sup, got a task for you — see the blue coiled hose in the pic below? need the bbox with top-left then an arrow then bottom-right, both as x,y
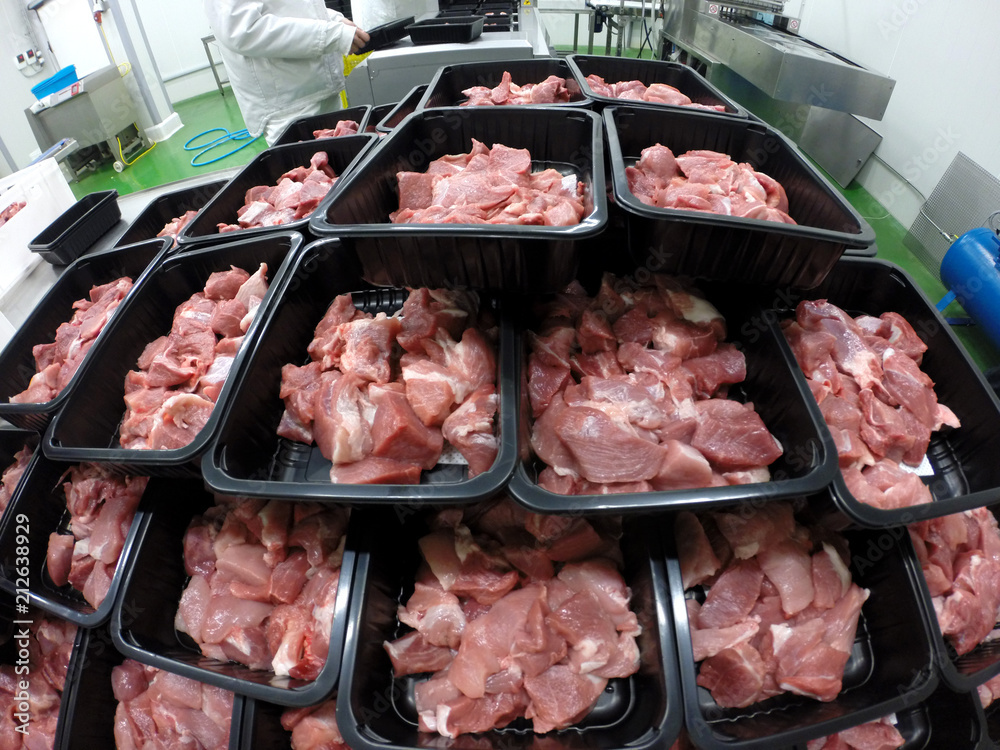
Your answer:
184,128 -> 258,166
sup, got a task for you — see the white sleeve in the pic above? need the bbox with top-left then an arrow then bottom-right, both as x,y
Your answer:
208,0 -> 355,59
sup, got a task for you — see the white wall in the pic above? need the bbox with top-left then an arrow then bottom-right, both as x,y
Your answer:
799,0 -> 1000,228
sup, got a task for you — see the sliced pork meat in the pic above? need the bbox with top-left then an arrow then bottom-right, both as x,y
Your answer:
0,445 -> 33,516
175,497 -> 348,679
11,277 -> 133,404
461,71 -> 572,106
784,301 -> 959,511
277,288 -> 500,484
119,264 -> 267,450
282,698 -> 348,749
157,209 -> 200,247
112,658 -> 233,750
807,717 -> 905,749
43,463 -> 148,608
384,498 -> 639,737
526,273 -> 781,494
313,118 -> 360,139
585,74 -> 726,111
679,505 -> 868,708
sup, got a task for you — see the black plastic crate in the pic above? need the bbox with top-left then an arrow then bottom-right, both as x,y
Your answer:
176,137 -> 376,247
271,105 -> 373,147
202,238 -> 517,504
604,106 -> 875,289
310,107 -> 607,293
506,262 -> 839,514
775,258 -> 1000,528
375,84 -> 427,132
0,239 -> 169,432
0,453 -> 148,627
567,54 -> 747,117
113,179 -> 228,248
111,478 -> 355,706
417,59 -> 588,109
665,513 -> 938,749
29,189 -> 121,265
42,232 -> 303,477
57,623 -> 244,750
406,15 -> 484,45
337,508 -> 683,750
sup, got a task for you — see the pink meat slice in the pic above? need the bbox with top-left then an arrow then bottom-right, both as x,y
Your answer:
696,642 -> 767,708
441,384 -> 499,477
697,558 -> 764,628
523,665 -> 607,734
369,382 -> 443,469
397,581 -> 467,648
691,399 -> 783,471
329,457 -> 423,484
676,511 -> 722,588
337,313 -> 402,384
204,267 -> 250,301
312,371 -> 373,464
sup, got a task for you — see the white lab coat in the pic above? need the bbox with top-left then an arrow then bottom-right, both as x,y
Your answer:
352,0 -> 438,32
205,0 -> 357,144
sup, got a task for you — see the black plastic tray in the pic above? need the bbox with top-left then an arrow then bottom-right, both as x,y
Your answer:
406,15 -> 484,45
238,697 -> 307,748
310,107 -> 607,293
56,623 -> 244,750
777,258 -> 1000,528
111,478 -> 355,706
271,105 -> 373,147
337,507 -> 683,750
506,263 -> 839,514
567,54 -> 747,117
29,189 -> 122,265
176,136 -> 376,247
0,239 -> 169,432
417,59 -> 588,109
202,238 -> 517,504
366,103 -> 395,133
375,84 -> 427,132
113,181 -> 228,249
604,106 -> 875,289
0,428 -> 39,519
355,16 -> 413,54
0,453 -> 148,627
42,232 -> 303,477
665,511 -> 938,749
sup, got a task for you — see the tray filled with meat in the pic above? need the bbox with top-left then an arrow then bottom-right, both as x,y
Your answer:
238,695 -> 347,749
271,104 -> 373,147
0,428 -> 38,521
775,258 -> 1000,527
337,497 -> 683,750
375,84 -> 428,133
566,54 -> 747,116
416,59 -> 588,109
507,266 -> 838,514
310,107 -> 607,293
56,621 -> 244,750
176,137 -> 377,247
0,601 -> 81,748
0,238 -> 169,432
667,501 -> 938,749
0,452 -> 149,627
604,106 -> 875,289
113,179 -> 229,250
202,238 -> 517,504
42,232 -> 302,476
111,477 -> 356,706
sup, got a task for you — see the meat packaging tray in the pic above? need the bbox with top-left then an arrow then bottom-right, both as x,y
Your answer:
237,697 -> 310,748
0,427 -> 39,513
336,507 -> 683,750
774,258 -> 1000,528
375,84 -> 427,133
56,622 -> 245,750
113,180 -> 228,249
110,477 -> 356,706
664,511 -> 938,749
309,107 -> 607,293
42,232 -> 303,477
566,54 -> 748,117
271,104 -> 373,147
176,136 -> 377,248
366,103 -> 395,133
29,189 -> 122,266
506,259 -> 839,514
416,58 -> 589,109
406,15 -> 484,45
604,106 -> 875,289
0,238 -> 170,432
202,238 -> 518,504
0,452 -> 149,627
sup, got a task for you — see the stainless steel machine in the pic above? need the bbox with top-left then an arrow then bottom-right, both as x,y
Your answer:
660,0 -> 895,186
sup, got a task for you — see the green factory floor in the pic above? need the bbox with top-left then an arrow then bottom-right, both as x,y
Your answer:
69,82 -> 1000,373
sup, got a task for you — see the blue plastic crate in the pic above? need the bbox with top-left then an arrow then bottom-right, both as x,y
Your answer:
31,65 -> 77,100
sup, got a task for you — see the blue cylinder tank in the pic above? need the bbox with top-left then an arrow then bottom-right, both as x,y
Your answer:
940,227 -> 1000,349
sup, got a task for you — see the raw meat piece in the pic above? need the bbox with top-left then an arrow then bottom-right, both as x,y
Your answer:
676,511 -> 721,588
313,118 -> 359,139
11,277 -> 133,404
696,642 -> 767,708
0,445 -> 33,515
807,717 -> 905,750
0,200 -> 26,227
979,673 -> 1000,708
697,558 -> 764,628
461,71 -> 572,107
441,384 -> 499,477
585,74 -> 726,111
157,209 -> 199,246
282,699 -> 348,749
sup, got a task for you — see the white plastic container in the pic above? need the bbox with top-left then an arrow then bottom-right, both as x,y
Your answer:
0,158 -> 76,301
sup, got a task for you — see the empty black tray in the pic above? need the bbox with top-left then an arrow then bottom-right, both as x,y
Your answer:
406,15 -> 484,45
29,189 -> 121,265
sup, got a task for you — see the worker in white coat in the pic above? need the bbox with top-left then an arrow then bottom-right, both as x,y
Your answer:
352,0 -> 439,32
205,0 -> 370,146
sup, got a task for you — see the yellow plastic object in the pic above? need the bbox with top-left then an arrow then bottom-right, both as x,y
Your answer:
340,52 -> 372,107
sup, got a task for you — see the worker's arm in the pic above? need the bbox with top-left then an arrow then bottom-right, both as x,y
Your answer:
207,0 -> 359,59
